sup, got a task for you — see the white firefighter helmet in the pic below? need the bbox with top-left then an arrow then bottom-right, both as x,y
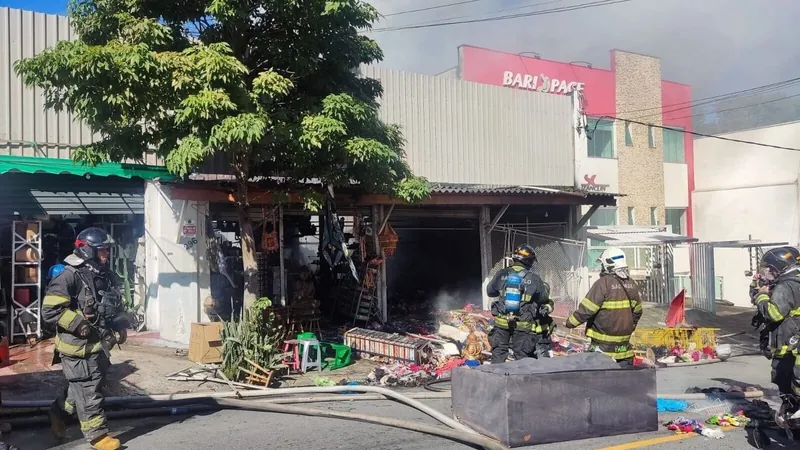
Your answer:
599,247 -> 627,271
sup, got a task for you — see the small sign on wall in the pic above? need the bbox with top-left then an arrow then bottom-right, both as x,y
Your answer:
182,220 -> 198,239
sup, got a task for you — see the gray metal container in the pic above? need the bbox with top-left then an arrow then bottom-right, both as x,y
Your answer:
451,353 -> 658,447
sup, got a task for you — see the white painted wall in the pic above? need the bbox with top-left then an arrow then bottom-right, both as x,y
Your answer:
693,120 -> 800,307
144,181 -> 212,345
664,163 -> 688,208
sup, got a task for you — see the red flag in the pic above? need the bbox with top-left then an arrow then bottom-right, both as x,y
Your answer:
665,289 -> 686,328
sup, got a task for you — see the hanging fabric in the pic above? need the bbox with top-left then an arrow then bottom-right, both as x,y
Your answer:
260,207 -> 279,252
378,224 -> 399,257
320,185 -> 358,282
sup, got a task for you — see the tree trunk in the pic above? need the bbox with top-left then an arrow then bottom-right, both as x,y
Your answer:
236,177 -> 258,312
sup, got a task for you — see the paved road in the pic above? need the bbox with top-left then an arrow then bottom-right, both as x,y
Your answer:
4,356 -> 793,450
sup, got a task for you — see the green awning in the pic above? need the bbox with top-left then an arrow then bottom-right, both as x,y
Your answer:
0,155 -> 177,181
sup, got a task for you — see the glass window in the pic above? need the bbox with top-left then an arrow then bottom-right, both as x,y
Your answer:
665,208 -> 687,235
588,207 -> 617,269
587,117 -> 614,158
650,207 -> 657,225
625,121 -> 633,146
627,207 -> 634,225
663,127 -> 685,163
648,126 -> 656,148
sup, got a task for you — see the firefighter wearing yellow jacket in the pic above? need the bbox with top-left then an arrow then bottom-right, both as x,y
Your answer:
751,246 -> 800,425
565,247 -> 642,366
43,227 -> 128,450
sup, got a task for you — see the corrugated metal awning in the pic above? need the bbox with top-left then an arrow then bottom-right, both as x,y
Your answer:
0,173 -> 144,216
0,155 -> 175,180
430,182 -> 619,197
587,227 -> 698,245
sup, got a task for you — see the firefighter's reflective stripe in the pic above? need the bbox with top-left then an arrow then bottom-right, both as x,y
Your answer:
80,415 -> 105,432
774,345 -> 791,357
529,322 -> 555,334
567,314 -> 581,327
493,316 -> 530,330
589,343 -> 634,361
43,295 -> 70,307
578,297 -> 600,313
54,335 -> 103,358
602,299 -> 634,309
586,329 -> 632,343
756,293 -> 786,322
57,309 -> 82,331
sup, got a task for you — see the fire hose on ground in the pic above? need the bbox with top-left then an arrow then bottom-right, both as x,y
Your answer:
0,386 -> 509,450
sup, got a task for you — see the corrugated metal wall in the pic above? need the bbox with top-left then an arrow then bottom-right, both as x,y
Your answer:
0,7 -> 160,165
361,66 -> 575,187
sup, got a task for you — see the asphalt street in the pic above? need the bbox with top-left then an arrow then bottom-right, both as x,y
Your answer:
4,355 -> 794,450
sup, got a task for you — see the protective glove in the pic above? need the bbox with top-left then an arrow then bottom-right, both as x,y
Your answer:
116,328 -> 128,345
751,313 -> 763,329
538,304 -> 553,316
75,320 -> 91,338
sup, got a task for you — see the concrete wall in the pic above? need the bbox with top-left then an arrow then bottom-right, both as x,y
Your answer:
613,50 -> 666,226
144,181 -> 212,345
693,120 -> 800,306
664,163 -> 689,208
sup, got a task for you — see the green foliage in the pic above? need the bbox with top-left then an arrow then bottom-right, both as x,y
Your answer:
221,297 -> 286,381
14,0 -> 430,203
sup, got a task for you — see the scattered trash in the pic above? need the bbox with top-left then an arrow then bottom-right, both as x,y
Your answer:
706,411 -> 750,427
657,398 -> 688,412
312,376 -> 336,387
665,417 -> 725,438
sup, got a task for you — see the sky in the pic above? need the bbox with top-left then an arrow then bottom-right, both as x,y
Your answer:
364,0 -> 800,101
4,0 -> 799,101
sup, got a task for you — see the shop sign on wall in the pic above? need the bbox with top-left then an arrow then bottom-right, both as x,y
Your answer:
502,71 -> 585,94
181,220 -> 198,238
580,174 -> 610,192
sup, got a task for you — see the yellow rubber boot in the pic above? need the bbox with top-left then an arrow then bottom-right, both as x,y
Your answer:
48,407 -> 67,440
90,434 -> 120,450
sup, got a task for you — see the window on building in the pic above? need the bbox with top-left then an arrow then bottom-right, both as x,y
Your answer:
624,121 -> 633,146
588,207 -> 617,270
627,207 -> 634,225
648,126 -> 656,148
587,117 -> 614,158
663,127 -> 685,163
650,207 -> 658,225
665,208 -> 687,235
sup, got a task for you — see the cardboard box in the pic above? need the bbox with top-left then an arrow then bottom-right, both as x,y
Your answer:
14,222 -> 39,241
188,322 -> 224,364
16,267 -> 37,284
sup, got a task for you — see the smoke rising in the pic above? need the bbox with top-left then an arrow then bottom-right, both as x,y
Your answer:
366,0 -> 800,100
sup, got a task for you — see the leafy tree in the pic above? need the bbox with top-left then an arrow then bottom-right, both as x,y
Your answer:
15,0 -> 430,309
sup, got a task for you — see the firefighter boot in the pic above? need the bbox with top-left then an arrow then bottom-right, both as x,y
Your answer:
48,405 -> 67,440
90,434 -> 120,450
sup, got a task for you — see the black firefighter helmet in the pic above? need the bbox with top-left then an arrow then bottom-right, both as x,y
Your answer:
511,244 -> 537,267
74,227 -> 114,261
760,246 -> 800,276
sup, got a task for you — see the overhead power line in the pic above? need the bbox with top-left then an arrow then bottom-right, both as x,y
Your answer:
383,0 -> 481,17
655,92 -> 800,123
387,0 -> 571,25
609,77 -> 800,119
372,0 -> 636,32
590,115 -> 800,152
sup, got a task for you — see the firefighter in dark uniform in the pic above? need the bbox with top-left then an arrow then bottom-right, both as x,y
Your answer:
565,247 -> 642,367
486,244 -> 551,363
530,280 -> 556,359
44,227 -> 128,450
751,246 -> 800,426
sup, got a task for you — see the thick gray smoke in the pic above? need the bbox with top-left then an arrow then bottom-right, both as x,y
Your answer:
366,0 -> 800,100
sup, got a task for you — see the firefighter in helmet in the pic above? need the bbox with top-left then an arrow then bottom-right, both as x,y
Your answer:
44,227 -> 129,450
751,246 -> 800,426
486,244 -> 552,363
565,247 -> 643,367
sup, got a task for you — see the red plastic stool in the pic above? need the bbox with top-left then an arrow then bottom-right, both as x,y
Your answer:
282,339 -> 301,373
